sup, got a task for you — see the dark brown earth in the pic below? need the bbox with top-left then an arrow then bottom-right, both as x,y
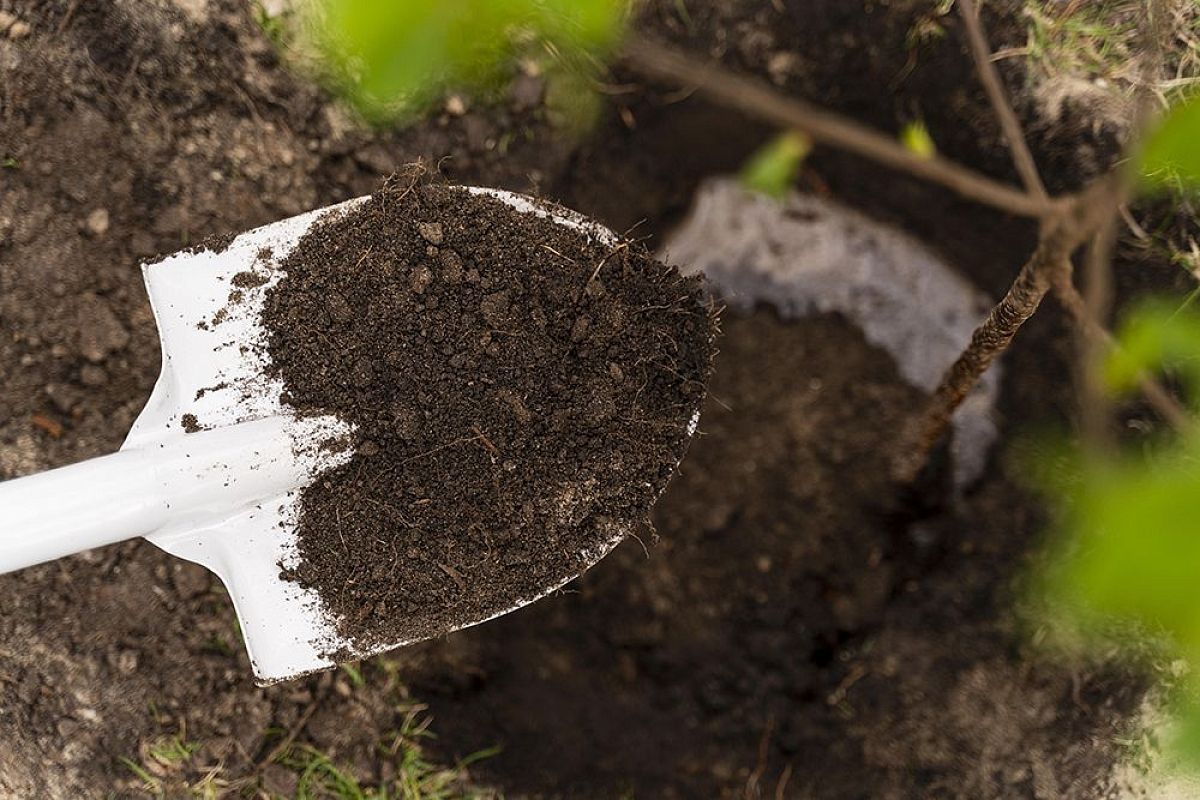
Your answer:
406,310 -> 1144,799
0,0 -> 1182,797
264,179 -> 714,649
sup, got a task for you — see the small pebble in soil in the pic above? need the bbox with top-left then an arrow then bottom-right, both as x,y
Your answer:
85,208 -> 110,237
75,293 -> 129,363
262,176 -> 718,651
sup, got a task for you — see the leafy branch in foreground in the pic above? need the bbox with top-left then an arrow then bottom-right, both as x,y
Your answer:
300,0 -> 623,122
1030,297 -> 1200,765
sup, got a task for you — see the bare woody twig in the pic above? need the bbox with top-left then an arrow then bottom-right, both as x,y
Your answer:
621,34 -> 1052,219
1137,369 -> 1195,433
894,199 -> 1192,484
895,255 -> 1049,482
959,0 -> 1113,446
1079,213 -> 1118,448
622,30 -> 1193,484
955,0 -> 1048,200
897,0 -> 1191,478
892,179 -> 1120,484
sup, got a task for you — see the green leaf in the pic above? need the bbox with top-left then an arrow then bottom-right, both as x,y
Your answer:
536,0 -> 623,49
900,120 -> 936,160
1039,456 -> 1200,777
119,757 -> 160,791
307,0 -> 623,121
544,65 -> 604,136
340,661 -> 365,688
147,736 -> 199,765
1103,301 -> 1200,407
1035,299 -> 1200,774
1052,454 -> 1200,650
1140,93 -> 1200,190
739,131 -> 812,199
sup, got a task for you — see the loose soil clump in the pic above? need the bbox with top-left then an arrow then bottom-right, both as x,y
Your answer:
262,178 -> 717,649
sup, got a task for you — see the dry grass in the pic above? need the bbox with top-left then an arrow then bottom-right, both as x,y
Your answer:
998,2 -> 1200,281
1007,0 -> 1200,105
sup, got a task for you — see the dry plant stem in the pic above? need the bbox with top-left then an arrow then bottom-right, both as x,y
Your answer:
892,242 -> 1052,483
956,0 -> 1048,200
892,180 -> 1120,483
897,0 -> 1190,480
1142,0 -> 1169,108
1080,215 -> 1118,449
1137,374 -> 1195,433
621,35 -> 1050,219
1062,0 -> 1187,441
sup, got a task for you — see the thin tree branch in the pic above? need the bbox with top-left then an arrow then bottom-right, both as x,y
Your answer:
893,243 -> 1052,484
621,34 -> 1053,219
621,28 -> 1192,487
1079,214 -> 1118,448
1137,373 -> 1195,433
895,0 -> 1193,483
1141,0 -> 1169,111
1049,0 -> 1191,441
892,178 -> 1120,483
956,0 -> 1048,201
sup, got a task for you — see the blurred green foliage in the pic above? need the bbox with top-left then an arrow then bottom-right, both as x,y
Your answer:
739,132 -> 812,199
1037,301 -> 1200,765
1104,302 -> 1200,400
1035,96 -> 1200,769
305,0 -> 624,121
1140,93 -> 1200,192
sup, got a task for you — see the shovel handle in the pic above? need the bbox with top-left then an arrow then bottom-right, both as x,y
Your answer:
0,416 -> 322,575
0,449 -> 167,573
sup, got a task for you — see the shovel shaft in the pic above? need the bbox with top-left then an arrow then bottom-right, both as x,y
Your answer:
0,450 -> 167,573
0,416 -> 322,575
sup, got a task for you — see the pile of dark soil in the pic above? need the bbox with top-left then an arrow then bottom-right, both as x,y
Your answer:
263,178 -> 716,649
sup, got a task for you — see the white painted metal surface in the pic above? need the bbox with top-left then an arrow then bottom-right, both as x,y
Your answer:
0,187 -> 641,684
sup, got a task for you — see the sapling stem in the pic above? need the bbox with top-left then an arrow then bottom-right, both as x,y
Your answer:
893,180 -> 1122,484
1080,214 -> 1119,451
955,0 -> 1048,201
622,30 -> 1194,488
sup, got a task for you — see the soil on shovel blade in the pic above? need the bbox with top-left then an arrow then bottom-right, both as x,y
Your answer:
262,179 -> 717,650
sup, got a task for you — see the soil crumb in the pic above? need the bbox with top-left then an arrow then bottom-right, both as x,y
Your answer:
149,232 -> 238,265
263,178 -> 717,650
193,382 -> 229,401
231,270 -> 268,289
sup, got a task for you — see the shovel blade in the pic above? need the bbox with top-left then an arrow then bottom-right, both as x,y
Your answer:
130,200 -> 366,682
127,189 -> 644,684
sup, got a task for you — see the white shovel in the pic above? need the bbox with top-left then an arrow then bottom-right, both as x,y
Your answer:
0,188 -> 684,684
